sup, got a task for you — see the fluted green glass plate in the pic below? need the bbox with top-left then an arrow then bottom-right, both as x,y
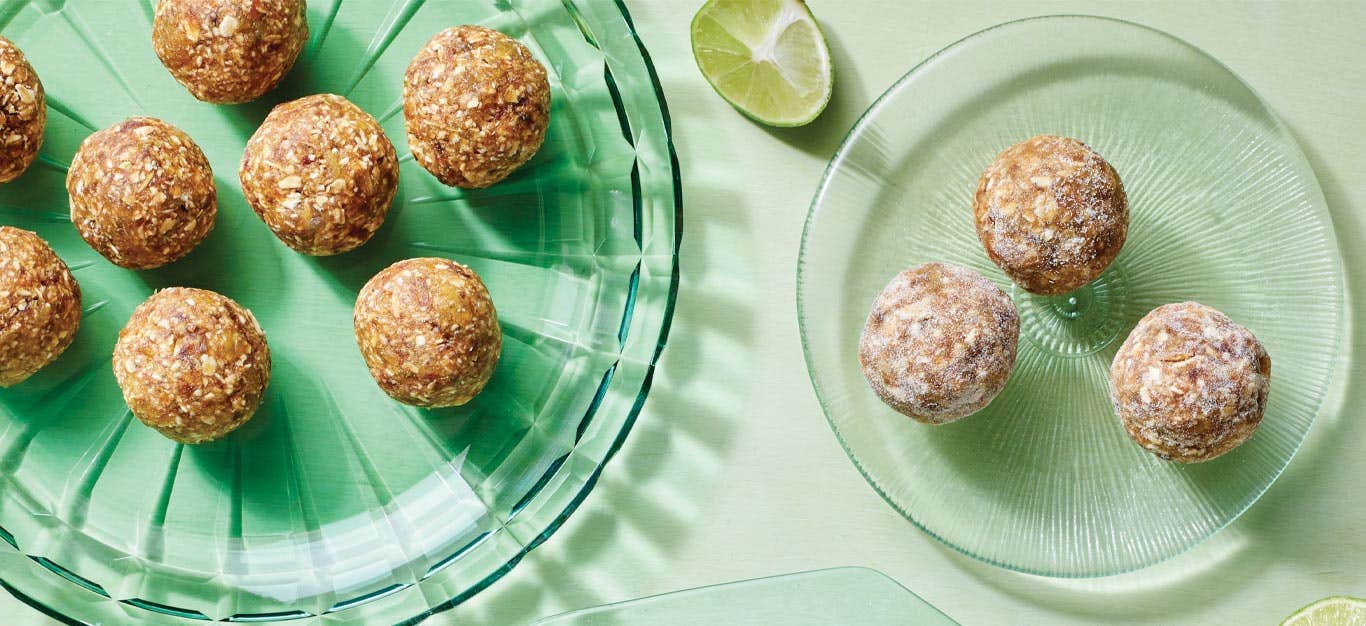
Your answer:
533,567 -> 958,626
0,0 -> 679,623
797,16 -> 1344,577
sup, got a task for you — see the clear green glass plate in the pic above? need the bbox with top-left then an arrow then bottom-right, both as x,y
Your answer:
0,0 -> 680,623
797,16 -> 1344,577
532,567 -> 958,626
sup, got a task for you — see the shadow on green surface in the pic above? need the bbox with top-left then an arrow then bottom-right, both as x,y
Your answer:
757,23 -> 868,160
441,127 -> 751,623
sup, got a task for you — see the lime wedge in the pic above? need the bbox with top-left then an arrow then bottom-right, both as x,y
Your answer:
1283,597 -> 1366,626
690,0 -> 832,127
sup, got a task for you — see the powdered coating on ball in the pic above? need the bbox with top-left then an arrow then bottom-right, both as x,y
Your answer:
354,258 -> 501,408
152,0 -> 308,104
68,118 -> 217,269
240,94 -> 398,255
974,135 -> 1127,295
0,227 -> 80,387
114,288 -> 271,444
0,36 -> 44,183
859,262 -> 1020,424
404,25 -> 551,189
1110,302 -> 1270,463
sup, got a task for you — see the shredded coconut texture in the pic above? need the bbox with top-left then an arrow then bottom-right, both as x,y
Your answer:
859,262 -> 1020,424
113,288 -> 271,444
0,36 -> 44,183
240,94 -> 398,256
1110,302 -> 1270,463
152,0 -> 307,104
0,227 -> 81,387
404,25 -> 551,189
68,117 -> 217,269
974,135 -> 1127,295
354,258 -> 501,408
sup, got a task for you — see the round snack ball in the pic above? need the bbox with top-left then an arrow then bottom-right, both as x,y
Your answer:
859,262 -> 1020,424
354,258 -> 501,408
1110,302 -> 1270,463
152,0 -> 308,104
68,118 -> 216,269
974,135 -> 1128,296
0,227 -> 81,387
404,25 -> 551,189
0,36 -> 44,183
240,94 -> 398,255
113,288 -> 271,444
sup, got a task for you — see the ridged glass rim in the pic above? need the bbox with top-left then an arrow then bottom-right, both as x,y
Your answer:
795,14 -> 1345,578
0,0 -> 682,622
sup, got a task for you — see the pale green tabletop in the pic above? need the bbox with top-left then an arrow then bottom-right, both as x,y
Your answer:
10,1 -> 1365,624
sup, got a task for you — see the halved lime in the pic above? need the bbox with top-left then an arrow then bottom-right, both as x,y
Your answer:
690,0 -> 833,127
1283,597 -> 1366,626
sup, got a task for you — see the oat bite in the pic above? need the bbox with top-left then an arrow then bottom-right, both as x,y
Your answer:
404,25 -> 551,189
113,288 -> 271,444
0,36 -> 44,183
354,258 -> 501,408
974,135 -> 1128,296
240,94 -> 398,255
152,0 -> 308,104
1110,302 -> 1270,463
68,118 -> 217,269
0,227 -> 81,387
858,262 -> 1020,424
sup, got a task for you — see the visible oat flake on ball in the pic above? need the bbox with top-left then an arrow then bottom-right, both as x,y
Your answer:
0,36 -> 44,183
0,227 -> 81,387
1110,302 -> 1270,463
975,135 -> 1128,295
240,94 -> 398,255
68,117 -> 217,269
859,262 -> 1020,424
354,258 -> 501,408
404,25 -> 551,189
152,0 -> 308,104
113,288 -> 271,444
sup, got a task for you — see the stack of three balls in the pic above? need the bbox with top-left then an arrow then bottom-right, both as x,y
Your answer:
859,136 -> 1270,464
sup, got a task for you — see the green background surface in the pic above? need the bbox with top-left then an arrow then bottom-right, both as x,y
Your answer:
8,1 -> 1365,624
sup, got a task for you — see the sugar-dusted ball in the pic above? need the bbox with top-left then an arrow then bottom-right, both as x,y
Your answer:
240,94 -> 398,255
152,0 -> 308,103
1110,302 -> 1270,463
114,288 -> 271,444
859,262 -> 1020,424
68,118 -> 216,269
974,135 -> 1128,295
354,258 -> 501,407
404,25 -> 551,189
0,227 -> 81,387
0,36 -> 45,183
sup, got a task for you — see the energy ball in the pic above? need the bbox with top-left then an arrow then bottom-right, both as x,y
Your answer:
1110,302 -> 1270,463
152,0 -> 308,104
0,227 -> 81,387
404,25 -> 551,189
974,135 -> 1128,295
0,36 -> 44,183
354,258 -> 501,407
68,118 -> 217,269
240,94 -> 398,255
859,262 -> 1020,424
113,288 -> 271,444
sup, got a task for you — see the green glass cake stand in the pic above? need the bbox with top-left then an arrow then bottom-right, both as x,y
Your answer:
0,0 -> 680,623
